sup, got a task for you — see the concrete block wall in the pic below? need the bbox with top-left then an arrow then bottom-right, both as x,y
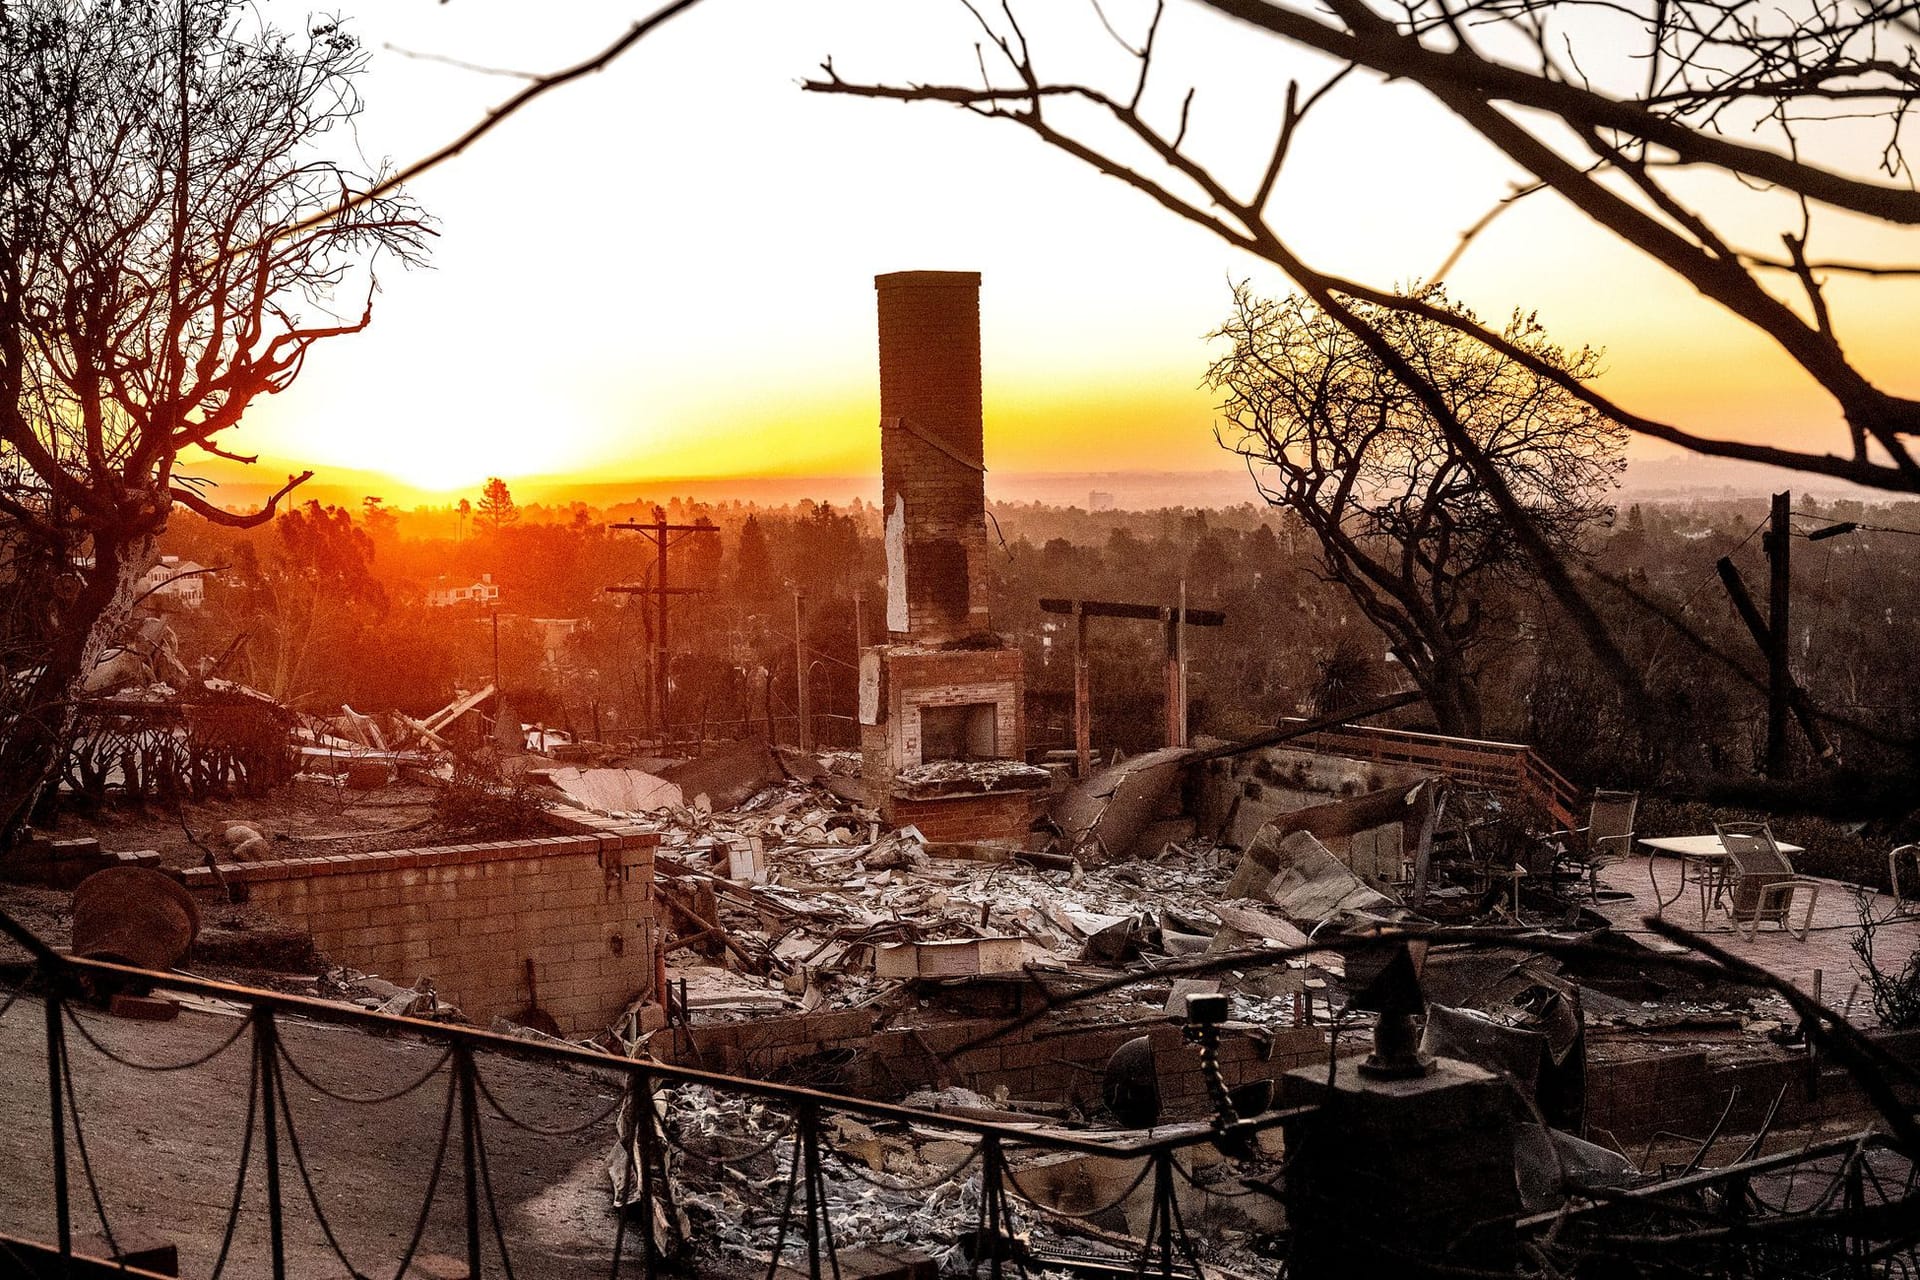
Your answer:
1574,1028 -> 1920,1143
181,833 -> 659,1035
660,1010 -> 1341,1121
875,270 -> 991,641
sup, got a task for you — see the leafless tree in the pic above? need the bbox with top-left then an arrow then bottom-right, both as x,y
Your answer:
1212,283 -> 1623,734
804,0 -> 1920,699
0,0 -> 427,841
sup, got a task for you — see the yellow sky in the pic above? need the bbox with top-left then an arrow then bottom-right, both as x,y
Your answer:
229,0 -> 1920,500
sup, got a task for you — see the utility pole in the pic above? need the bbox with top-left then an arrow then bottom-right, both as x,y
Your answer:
1766,490 -> 1791,778
793,588 -> 811,751
1072,600 -> 1090,776
1715,490 -> 1834,775
1167,579 -> 1189,749
608,507 -> 719,744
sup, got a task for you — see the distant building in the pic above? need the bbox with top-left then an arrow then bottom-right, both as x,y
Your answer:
1088,490 -> 1114,511
139,556 -> 210,609
426,573 -> 501,608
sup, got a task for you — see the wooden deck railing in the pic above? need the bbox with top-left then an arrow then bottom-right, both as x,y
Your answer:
1282,721 -> 1584,830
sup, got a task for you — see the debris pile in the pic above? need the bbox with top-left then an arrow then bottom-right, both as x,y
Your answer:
638,1082 -> 1291,1276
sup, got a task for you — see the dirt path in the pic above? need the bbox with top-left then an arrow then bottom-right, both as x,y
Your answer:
0,992 -> 637,1278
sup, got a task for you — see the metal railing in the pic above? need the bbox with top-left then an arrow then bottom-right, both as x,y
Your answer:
0,907 -> 1296,1280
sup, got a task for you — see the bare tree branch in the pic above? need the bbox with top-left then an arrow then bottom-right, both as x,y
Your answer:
169,471 -> 315,530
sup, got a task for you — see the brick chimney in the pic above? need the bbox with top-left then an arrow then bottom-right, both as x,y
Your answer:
875,270 -> 991,643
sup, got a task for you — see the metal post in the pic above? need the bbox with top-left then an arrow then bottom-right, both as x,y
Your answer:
981,1136 -> 1006,1280
1153,1152 -> 1177,1280
799,1105 -> 824,1280
458,1046 -> 482,1279
45,994 -> 71,1260
633,1069 -> 660,1275
254,1007 -> 287,1280
1073,601 -> 1090,777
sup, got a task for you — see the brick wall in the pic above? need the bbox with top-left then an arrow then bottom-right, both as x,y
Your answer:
875,270 -> 991,642
181,833 -> 660,1035
887,791 -> 1043,845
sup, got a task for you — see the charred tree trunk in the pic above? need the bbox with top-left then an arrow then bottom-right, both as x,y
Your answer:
0,522 -> 157,847
1394,643 -> 1485,740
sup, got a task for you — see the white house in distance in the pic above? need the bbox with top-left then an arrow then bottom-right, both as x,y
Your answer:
139,555 -> 210,609
426,573 -> 501,608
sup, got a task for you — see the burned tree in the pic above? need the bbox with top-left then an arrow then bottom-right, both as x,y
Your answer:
0,1 -> 426,841
1211,284 -> 1622,735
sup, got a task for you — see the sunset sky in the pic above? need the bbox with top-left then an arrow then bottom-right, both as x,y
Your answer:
227,0 -> 1920,503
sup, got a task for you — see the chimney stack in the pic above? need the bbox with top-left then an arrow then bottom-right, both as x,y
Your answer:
875,271 -> 991,642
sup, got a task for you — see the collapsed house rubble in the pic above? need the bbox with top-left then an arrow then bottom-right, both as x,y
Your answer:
483,714 -> 1910,1276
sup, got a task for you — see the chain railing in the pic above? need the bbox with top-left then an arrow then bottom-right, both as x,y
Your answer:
7,904 -> 1919,1278
0,906 -> 1301,1280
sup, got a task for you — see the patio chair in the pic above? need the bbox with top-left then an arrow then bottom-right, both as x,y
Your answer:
1549,790 -> 1638,896
1715,821 -> 1820,941
1892,844 -> 1920,914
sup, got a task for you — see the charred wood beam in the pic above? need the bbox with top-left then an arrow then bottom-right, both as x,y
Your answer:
1039,597 -> 1227,626
1189,690 -> 1424,762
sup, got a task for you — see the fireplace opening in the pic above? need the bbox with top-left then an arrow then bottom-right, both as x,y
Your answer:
920,702 -> 997,762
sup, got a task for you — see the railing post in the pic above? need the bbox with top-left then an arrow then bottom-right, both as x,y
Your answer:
633,1069 -> 661,1276
799,1104 -> 825,1280
252,1006 -> 288,1280
45,992 -> 71,1262
1845,1157 -> 1867,1277
456,1044 -> 483,1279
980,1136 -> 1006,1280
1152,1151 -> 1177,1280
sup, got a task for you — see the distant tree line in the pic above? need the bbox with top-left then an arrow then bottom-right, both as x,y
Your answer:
142,479 -> 1920,807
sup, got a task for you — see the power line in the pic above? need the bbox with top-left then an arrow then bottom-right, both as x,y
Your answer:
1791,511 -> 1920,540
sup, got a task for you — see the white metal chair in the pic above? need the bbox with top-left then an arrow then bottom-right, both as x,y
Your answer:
1716,821 -> 1820,941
